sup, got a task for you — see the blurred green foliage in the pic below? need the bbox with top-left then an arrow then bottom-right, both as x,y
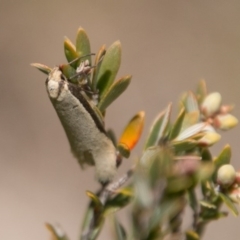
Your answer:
32,27 -> 239,240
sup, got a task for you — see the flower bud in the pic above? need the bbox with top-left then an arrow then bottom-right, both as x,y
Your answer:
201,92 -> 222,117
235,170 -> 240,184
217,164 -> 236,188
213,114 -> 238,130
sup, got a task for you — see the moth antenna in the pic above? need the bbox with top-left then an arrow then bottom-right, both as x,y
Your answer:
68,53 -> 95,65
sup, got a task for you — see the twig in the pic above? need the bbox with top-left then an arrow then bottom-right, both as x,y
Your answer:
81,166 -> 135,240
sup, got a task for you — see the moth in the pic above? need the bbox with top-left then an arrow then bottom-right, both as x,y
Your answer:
46,66 -> 117,183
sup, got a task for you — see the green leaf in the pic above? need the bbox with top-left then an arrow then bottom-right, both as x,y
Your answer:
82,218 -> 105,240
98,75 -> 131,112
92,45 -> 106,91
104,189 -> 132,216
46,223 -> 69,240
201,148 -> 212,162
76,27 -> 91,65
188,188 -> 198,212
117,144 -> 130,159
219,192 -> 239,216
31,63 -> 52,75
96,41 -> 121,97
144,103 -> 172,150
169,107 -> 185,140
64,37 -> 79,68
166,176 -> 194,193
60,64 -> 77,82
199,200 -> 216,209
196,79 -> 207,104
171,139 -> 198,152
86,191 -> 103,211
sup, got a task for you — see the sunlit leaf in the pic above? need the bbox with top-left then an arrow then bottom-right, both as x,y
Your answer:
196,79 -> 207,104
144,103 -> 172,150
184,91 -> 199,113
86,191 -> 103,211
174,122 -> 206,141
76,27 -> 91,65
46,223 -> 69,240
97,41 -> 121,97
31,63 -> 52,75
181,111 -> 200,132
118,111 -> 145,153
199,200 -> 216,209
98,75 -> 131,112
219,192 -> 239,216
64,37 -> 79,68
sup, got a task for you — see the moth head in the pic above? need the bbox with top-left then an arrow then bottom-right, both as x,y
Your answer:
46,67 -> 68,101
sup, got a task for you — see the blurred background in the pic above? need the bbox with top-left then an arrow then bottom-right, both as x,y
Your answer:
0,1 -> 240,239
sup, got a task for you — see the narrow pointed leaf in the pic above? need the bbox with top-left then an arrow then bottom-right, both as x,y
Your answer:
98,75 -> 131,112
92,45 -> 106,90
46,223 -> 69,240
86,191 -> 103,210
219,192 -> 239,216
169,107 -> 185,140
97,41 -> 121,97
76,27 -> 91,65
199,200 -> 216,209
184,91 -> 199,113
214,145 -> 231,169
64,37 -> 79,68
196,79 -> 207,104
144,103 -> 172,150
118,111 -> 145,153
113,217 -> 127,240
174,122 -> 206,141
31,63 -> 52,75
